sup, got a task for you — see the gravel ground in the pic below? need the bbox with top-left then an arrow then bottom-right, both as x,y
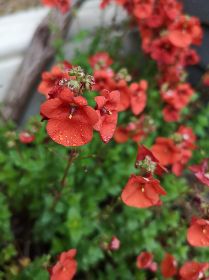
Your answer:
0,0 -> 41,16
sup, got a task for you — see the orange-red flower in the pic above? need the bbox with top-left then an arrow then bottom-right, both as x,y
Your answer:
179,261 -> 209,280
136,252 -> 153,269
135,145 -> 167,176
49,249 -> 77,280
160,253 -> 177,278
38,65 -> 69,98
130,80 -> 147,115
94,90 -> 120,143
42,0 -> 71,14
189,159 -> 209,187
151,137 -> 179,166
168,16 -> 202,48
40,87 -> 98,146
187,217 -> 209,247
133,0 -> 154,19
121,174 -> 166,208
89,52 -> 113,70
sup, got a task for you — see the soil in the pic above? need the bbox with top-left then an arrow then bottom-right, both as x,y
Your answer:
0,0 -> 41,16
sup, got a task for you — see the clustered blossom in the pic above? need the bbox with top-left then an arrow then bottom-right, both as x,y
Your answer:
39,63 -> 121,146
90,52 -> 148,115
41,0 -> 71,13
114,115 -> 155,144
137,251 -> 209,280
152,126 -> 196,176
121,146 -> 167,208
101,0 -> 202,122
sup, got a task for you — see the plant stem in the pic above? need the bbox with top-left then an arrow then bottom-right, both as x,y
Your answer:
52,149 -> 78,209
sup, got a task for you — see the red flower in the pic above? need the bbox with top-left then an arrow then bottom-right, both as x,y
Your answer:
19,132 -> 35,144
130,80 -> 147,115
163,105 -> 181,122
133,0 -> 154,20
150,37 -> 178,65
42,0 -> 71,14
179,261 -> 209,280
121,174 -> 166,208
111,79 -> 130,112
49,249 -> 77,280
93,69 -> 114,92
89,52 -> 113,69
135,145 -> 167,176
151,137 -> 179,166
187,217 -> 209,247
38,65 -> 69,97
40,87 -> 98,146
190,159 -> 209,187
136,252 -> 153,269
168,15 -> 202,48
108,236 -> 120,251
160,253 -> 177,278
94,90 -> 120,143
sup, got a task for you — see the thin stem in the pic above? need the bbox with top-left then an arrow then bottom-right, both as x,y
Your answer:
52,149 -> 78,209
60,149 -> 78,187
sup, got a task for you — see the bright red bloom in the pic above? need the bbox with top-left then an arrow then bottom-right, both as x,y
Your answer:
161,0 -> 182,21
129,80 -> 147,115
111,79 -> 130,112
121,174 -> 166,208
42,0 -> 71,14
133,0 -> 154,20
163,106 -> 181,122
151,137 -> 179,166
89,52 -> 113,70
49,249 -> 77,280
93,69 -> 114,92
179,261 -> 209,280
168,15 -> 203,48
114,115 -> 155,144
160,253 -> 177,278
40,88 -> 98,146
136,252 -> 153,269
187,217 -> 209,247
150,37 -> 178,65
38,65 -> 69,98
108,236 -> 121,251
19,131 -> 35,144
94,90 -> 120,143
189,159 -> 209,187
135,145 -> 167,176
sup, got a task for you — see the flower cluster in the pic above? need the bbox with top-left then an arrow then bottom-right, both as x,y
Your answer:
41,0 -> 71,14
101,0 -> 202,122
121,145 -> 167,208
90,52 -> 147,115
38,62 -> 121,146
137,251 -> 209,279
151,126 -> 196,176
114,115 -> 155,144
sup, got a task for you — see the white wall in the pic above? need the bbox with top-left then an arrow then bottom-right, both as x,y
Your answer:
0,1 -> 126,102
